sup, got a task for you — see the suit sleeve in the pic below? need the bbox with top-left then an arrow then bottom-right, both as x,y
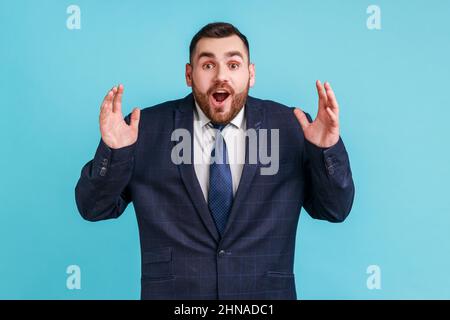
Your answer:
301,113 -> 355,222
74,116 -> 136,222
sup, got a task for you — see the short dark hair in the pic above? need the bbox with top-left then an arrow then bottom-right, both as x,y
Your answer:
189,22 -> 250,64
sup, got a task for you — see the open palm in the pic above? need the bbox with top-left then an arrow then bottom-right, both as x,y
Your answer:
294,80 -> 340,148
99,84 -> 140,149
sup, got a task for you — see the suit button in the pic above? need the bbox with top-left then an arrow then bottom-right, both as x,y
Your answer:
100,167 -> 107,176
326,157 -> 333,166
328,167 -> 335,175
102,158 -> 108,166
218,250 -> 226,257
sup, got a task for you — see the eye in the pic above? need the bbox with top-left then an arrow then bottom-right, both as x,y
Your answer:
229,63 -> 240,70
202,63 -> 215,70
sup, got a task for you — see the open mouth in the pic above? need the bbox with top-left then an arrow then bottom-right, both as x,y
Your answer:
211,90 -> 231,104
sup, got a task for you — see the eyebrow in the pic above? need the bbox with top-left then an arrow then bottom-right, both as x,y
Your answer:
196,51 -> 245,61
225,51 -> 244,60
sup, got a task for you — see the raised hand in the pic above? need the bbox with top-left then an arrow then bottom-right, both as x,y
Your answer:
99,84 -> 140,149
294,80 -> 340,148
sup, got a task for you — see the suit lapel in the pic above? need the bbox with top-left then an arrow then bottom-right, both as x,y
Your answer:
221,96 -> 263,239
174,94 -> 221,244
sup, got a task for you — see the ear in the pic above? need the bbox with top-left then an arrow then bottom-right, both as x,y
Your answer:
249,63 -> 256,88
185,63 -> 193,87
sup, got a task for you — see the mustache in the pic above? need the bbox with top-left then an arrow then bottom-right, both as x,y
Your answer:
207,83 -> 235,96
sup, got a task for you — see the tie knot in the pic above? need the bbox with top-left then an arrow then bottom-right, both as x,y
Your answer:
210,122 -> 226,131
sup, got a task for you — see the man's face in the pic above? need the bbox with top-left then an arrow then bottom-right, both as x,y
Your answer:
186,35 -> 255,124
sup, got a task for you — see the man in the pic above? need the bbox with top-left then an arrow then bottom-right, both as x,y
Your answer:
75,22 -> 355,300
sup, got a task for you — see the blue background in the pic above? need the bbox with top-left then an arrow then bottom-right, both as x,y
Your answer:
1,0 -> 449,299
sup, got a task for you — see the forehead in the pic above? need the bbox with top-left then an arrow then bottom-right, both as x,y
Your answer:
194,35 -> 248,61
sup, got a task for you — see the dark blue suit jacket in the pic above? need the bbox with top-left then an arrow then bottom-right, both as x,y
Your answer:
75,93 -> 355,300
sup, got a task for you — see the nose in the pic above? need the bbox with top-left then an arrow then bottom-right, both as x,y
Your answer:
215,63 -> 230,83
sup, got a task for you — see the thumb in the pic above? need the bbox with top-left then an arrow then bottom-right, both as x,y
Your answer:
293,107 -> 309,131
130,107 -> 141,130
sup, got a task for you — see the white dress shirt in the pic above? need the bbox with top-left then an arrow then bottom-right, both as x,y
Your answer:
193,100 -> 246,203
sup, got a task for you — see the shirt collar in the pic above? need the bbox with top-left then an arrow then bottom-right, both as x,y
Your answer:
194,99 -> 246,130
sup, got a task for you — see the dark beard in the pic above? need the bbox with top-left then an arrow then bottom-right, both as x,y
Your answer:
192,80 -> 249,125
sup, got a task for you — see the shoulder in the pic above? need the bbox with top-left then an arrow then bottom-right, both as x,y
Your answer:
121,95 -> 190,134
248,95 -> 291,111
129,95 -> 191,128
247,95 -> 302,125
139,97 -> 182,119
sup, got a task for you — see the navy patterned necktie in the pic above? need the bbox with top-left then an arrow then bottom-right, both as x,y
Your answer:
208,123 -> 233,237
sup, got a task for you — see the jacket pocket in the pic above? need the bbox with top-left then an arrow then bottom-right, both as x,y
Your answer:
141,247 -> 174,282
266,271 -> 295,278
264,271 -> 295,291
